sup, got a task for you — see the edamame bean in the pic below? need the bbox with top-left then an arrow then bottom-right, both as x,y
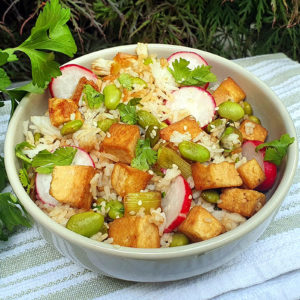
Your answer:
107,200 -> 124,219
178,141 -> 210,162
60,120 -> 83,136
242,101 -> 253,115
218,101 -> 245,121
205,119 -> 224,133
220,126 -> 242,151
137,110 -> 160,129
66,211 -> 104,237
132,77 -> 147,88
201,190 -> 220,204
145,125 -> 160,147
103,84 -> 121,110
170,233 -> 189,247
97,118 -> 117,132
248,115 -> 261,124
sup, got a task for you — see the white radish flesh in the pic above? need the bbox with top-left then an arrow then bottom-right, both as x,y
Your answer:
242,140 -> 265,171
167,86 -> 216,126
162,175 -> 192,233
49,64 -> 97,99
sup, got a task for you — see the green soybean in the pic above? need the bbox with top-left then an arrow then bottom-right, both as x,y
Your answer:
178,141 -> 210,162
103,84 -> 121,110
137,110 -> 160,129
66,211 -> 104,237
218,101 -> 245,121
107,200 -> 124,219
205,119 -> 224,133
201,190 -> 220,204
145,125 -> 160,147
170,233 -> 189,247
248,115 -> 261,124
242,101 -> 253,115
220,126 -> 243,151
60,120 -> 83,136
132,77 -> 147,88
97,118 -> 117,132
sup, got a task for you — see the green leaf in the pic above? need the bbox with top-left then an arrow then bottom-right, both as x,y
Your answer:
14,81 -> 45,94
32,146 -> 77,174
15,142 -> 35,164
18,168 -> 33,194
0,52 -> 9,66
131,139 -> 157,171
168,58 -> 217,86
83,84 -> 104,109
118,103 -> 137,124
0,68 -> 11,91
128,97 -> 142,106
0,49 -> 18,63
256,133 -> 295,166
0,193 -> 31,241
118,73 -> 133,90
0,156 -> 8,192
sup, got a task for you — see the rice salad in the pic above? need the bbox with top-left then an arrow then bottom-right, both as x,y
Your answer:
18,43 -> 274,249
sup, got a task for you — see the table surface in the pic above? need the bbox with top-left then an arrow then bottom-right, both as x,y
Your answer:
0,53 -> 299,300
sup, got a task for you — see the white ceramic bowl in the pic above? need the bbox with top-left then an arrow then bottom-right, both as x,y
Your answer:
4,44 -> 298,282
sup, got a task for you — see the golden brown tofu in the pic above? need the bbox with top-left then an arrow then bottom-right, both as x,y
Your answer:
237,159 -> 266,189
212,77 -> 246,106
192,162 -> 243,190
49,98 -> 82,127
178,206 -> 224,242
218,188 -> 266,217
100,123 -> 140,164
108,215 -> 160,248
240,120 -> 268,142
160,116 -> 202,142
111,163 -> 152,197
50,165 -> 96,210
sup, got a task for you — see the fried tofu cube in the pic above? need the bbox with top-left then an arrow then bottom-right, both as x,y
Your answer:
192,161 -> 243,190
100,123 -> 140,164
237,159 -> 266,189
49,97 -> 82,127
160,116 -> 202,142
111,163 -> 152,197
218,188 -> 266,217
240,120 -> 268,142
178,206 -> 224,242
50,165 -> 96,210
212,77 -> 246,106
108,215 -> 160,248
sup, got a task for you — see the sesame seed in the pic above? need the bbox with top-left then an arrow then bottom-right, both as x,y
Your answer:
138,200 -> 143,206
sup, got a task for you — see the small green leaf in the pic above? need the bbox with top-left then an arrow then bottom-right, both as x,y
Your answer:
118,73 -> 133,90
0,52 -> 9,66
83,84 -> 104,109
15,142 -> 35,164
0,156 -> 8,192
0,68 -> 11,91
19,168 -> 33,194
128,98 -> 142,106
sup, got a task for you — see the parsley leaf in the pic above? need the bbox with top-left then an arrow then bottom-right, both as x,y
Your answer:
19,168 -> 33,194
168,58 -> 217,86
15,142 -> 35,164
0,156 -> 8,192
118,103 -> 137,124
256,134 -> 295,166
32,146 -> 77,174
0,193 -> 31,241
0,68 -> 11,91
131,139 -> 157,171
118,73 -> 147,90
128,97 -> 142,106
83,84 -> 104,109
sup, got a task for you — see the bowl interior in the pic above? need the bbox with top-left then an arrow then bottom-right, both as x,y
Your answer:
4,44 -> 298,259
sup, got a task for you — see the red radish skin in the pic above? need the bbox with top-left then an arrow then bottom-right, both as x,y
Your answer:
167,51 -> 209,89
242,140 -> 277,191
162,175 -> 192,233
35,147 -> 95,206
49,64 -> 97,99
167,86 -> 216,127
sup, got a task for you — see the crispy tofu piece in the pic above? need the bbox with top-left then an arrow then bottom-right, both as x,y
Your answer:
237,159 -> 266,189
160,116 -> 202,142
218,188 -> 266,217
178,206 -> 224,242
49,97 -> 82,127
212,77 -> 246,106
50,165 -> 96,210
240,120 -> 268,142
192,161 -> 243,190
71,76 -> 101,105
108,215 -> 160,248
100,123 -> 140,164
111,163 -> 152,197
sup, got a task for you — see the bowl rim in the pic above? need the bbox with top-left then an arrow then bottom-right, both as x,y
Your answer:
4,43 -> 298,260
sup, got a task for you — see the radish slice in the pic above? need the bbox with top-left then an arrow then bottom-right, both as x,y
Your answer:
167,51 -> 209,89
49,64 -> 98,98
35,147 -> 95,206
167,86 -> 216,126
242,140 -> 277,191
162,175 -> 192,233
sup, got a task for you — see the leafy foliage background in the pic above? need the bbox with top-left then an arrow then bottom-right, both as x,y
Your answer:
1,0 -> 299,82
